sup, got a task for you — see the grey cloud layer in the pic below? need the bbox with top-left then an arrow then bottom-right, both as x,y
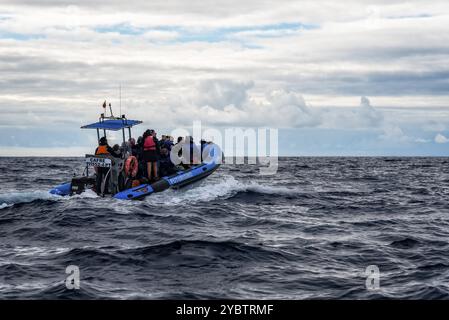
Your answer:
0,0 -> 448,145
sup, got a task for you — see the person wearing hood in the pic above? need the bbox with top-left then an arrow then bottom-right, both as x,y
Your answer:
127,138 -> 138,157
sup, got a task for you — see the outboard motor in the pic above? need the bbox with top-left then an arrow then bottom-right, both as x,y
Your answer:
70,176 -> 95,195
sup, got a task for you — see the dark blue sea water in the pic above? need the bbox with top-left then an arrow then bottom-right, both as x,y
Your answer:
0,157 -> 449,299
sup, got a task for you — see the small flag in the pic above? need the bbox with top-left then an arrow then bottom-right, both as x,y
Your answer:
102,100 -> 106,109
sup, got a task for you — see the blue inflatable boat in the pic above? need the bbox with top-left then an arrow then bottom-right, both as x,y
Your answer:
113,160 -> 220,200
49,105 -> 221,200
50,159 -> 220,200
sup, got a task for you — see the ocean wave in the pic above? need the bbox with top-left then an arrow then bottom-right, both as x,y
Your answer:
0,190 -> 61,208
51,240 -> 295,267
117,239 -> 293,263
0,281 -> 52,294
7,246 -> 70,257
390,237 -> 421,249
0,203 -> 11,210
28,282 -> 107,299
2,157 -> 449,299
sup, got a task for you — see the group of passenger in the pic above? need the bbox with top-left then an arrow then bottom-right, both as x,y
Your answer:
95,129 -> 210,192
133,129 -> 177,182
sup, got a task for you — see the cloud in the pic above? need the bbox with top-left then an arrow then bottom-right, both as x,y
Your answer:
142,30 -> 179,42
415,138 -> 431,143
0,0 -> 449,155
434,133 -> 449,143
357,96 -> 384,126
259,89 -> 320,127
193,79 -> 254,109
379,125 -> 409,142
170,80 -> 321,128
1,1 -> 449,102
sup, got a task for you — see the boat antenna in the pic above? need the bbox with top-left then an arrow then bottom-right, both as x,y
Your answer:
119,84 -> 122,117
109,102 -> 114,117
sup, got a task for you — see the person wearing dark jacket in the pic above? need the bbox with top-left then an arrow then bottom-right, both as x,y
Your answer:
94,137 -> 115,194
159,147 -> 176,177
95,137 -> 113,155
200,139 -> 207,161
127,138 -> 139,157
163,137 -> 174,151
111,144 -> 122,158
187,136 -> 201,165
152,131 -> 161,155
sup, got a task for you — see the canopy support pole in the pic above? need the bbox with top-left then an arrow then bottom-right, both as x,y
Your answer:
103,129 -> 106,138
122,128 -> 126,145
96,129 -> 100,142
128,127 -> 132,140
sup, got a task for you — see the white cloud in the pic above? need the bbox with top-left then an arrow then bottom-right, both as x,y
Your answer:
357,96 -> 384,126
0,0 -> 449,155
415,138 -> 431,143
434,133 -> 449,143
192,79 -> 254,109
167,80 -> 321,128
142,30 -> 179,42
379,125 -> 409,142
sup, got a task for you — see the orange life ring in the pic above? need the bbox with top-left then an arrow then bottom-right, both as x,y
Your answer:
124,156 -> 138,178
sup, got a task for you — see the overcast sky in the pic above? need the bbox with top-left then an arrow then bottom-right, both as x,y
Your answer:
1,0 -> 449,156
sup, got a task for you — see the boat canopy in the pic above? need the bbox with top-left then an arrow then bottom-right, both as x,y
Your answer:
81,119 -> 142,131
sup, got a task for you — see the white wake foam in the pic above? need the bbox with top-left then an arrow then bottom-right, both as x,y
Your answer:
144,175 -> 298,206
0,190 -> 62,208
71,189 -> 99,199
244,182 -> 300,195
0,175 -> 297,209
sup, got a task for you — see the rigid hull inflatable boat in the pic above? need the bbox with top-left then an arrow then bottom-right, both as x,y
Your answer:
49,107 -> 221,200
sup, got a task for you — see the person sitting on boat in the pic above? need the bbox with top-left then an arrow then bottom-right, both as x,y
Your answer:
159,147 -> 176,177
190,136 -> 201,164
111,144 -> 122,158
175,136 -> 183,156
181,136 -> 201,168
200,139 -> 206,150
172,136 -> 185,169
163,135 -> 174,151
127,138 -> 138,157
143,129 -> 159,181
159,135 -> 166,148
200,139 -> 207,161
136,136 -> 143,158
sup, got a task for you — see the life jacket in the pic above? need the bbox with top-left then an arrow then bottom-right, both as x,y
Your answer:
124,156 -> 138,178
144,136 -> 156,151
96,145 -> 109,155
